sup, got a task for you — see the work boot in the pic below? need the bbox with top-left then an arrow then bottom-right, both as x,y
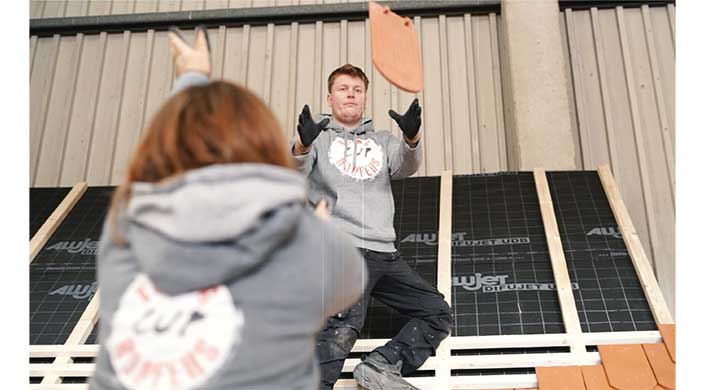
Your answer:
353,352 -> 420,390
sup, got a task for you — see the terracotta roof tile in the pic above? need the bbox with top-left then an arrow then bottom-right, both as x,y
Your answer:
536,366 -> 586,390
658,324 -> 676,363
530,339 -> 676,390
643,343 -> 675,390
598,345 -> 657,390
581,364 -> 615,390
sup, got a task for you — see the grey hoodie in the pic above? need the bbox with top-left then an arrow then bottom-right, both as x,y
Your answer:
290,116 -> 423,253
90,164 -> 366,390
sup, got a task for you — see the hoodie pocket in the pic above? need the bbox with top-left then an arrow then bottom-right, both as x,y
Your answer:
331,190 -> 358,222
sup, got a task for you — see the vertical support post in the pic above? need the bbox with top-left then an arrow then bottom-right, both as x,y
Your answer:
533,169 -> 586,354
499,0 -> 579,170
435,170 -> 454,385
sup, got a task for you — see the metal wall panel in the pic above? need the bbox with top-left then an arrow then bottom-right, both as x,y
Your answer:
29,0 -> 364,18
561,5 -> 675,312
29,11 -> 507,187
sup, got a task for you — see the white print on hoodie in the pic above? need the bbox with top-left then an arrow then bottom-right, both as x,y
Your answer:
107,274 -> 244,390
328,136 -> 384,181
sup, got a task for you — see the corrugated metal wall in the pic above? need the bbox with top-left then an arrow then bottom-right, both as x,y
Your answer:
29,9 -> 507,186
559,5 -> 675,311
29,0 -> 371,18
29,1 -> 675,310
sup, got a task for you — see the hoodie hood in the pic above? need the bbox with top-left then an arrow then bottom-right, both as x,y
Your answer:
127,163 -> 306,243
121,164 -> 308,294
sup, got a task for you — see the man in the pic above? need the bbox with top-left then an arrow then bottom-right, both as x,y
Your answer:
291,64 -> 452,390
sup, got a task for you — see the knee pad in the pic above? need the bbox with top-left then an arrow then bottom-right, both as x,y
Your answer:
316,326 -> 359,363
432,301 -> 453,334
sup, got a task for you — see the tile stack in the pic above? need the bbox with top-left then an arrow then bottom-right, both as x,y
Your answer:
535,324 -> 675,390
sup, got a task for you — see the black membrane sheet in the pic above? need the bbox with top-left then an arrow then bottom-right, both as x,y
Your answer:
30,187 -> 114,345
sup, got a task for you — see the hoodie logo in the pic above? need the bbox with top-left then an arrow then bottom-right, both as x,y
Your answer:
107,274 -> 244,390
329,136 -> 384,181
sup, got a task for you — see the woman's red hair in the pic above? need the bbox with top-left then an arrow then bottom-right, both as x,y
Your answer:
108,81 -> 294,243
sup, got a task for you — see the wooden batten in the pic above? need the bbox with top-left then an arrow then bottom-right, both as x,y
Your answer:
350,331 -> 661,353
533,169 -> 586,354
30,182 -> 88,262
434,169 -> 454,387
597,165 -> 673,325
39,291 -> 101,385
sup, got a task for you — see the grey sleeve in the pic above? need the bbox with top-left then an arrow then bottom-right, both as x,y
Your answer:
171,71 -> 209,96
319,222 -> 367,319
289,137 -> 318,177
386,132 -> 423,179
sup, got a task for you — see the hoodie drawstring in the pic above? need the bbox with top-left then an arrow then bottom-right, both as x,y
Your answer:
352,130 -> 359,169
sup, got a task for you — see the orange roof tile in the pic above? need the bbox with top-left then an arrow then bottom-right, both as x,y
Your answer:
598,344 -> 657,390
369,0 -> 424,93
536,366 -> 586,390
581,364 -> 615,390
658,324 -> 676,362
643,343 -> 675,390
455,335 -> 678,390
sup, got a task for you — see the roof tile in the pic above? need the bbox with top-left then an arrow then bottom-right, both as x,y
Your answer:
581,364 -> 615,390
658,324 -> 676,363
643,343 -> 675,390
598,345 -> 657,390
536,366 -> 586,390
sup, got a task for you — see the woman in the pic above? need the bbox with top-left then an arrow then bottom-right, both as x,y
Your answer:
89,27 -> 366,390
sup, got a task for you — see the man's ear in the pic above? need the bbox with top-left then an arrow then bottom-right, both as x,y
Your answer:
326,93 -> 332,108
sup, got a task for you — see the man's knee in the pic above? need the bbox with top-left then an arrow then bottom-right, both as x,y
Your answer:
439,303 -> 453,333
428,296 -> 453,334
316,326 -> 359,363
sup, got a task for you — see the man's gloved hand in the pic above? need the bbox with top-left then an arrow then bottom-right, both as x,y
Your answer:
297,105 -> 330,148
168,25 -> 211,78
389,98 -> 422,142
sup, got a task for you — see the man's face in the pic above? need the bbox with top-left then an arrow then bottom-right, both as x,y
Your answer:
327,74 -> 367,127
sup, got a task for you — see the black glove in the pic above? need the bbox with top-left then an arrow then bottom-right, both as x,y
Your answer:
297,105 -> 330,147
389,98 -> 422,140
